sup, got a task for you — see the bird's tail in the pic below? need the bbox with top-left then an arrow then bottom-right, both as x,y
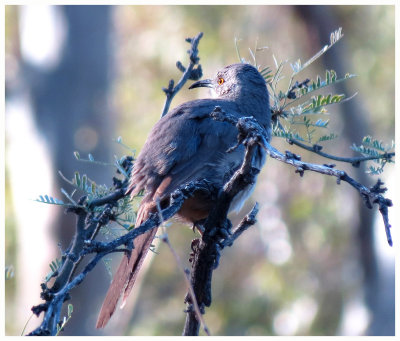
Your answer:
96,202 -> 157,329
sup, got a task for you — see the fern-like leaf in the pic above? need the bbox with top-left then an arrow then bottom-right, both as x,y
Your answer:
35,194 -> 65,206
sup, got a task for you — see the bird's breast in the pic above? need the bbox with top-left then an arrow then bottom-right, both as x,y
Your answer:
229,144 -> 266,213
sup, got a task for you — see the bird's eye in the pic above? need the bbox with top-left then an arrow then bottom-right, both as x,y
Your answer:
218,78 -> 224,85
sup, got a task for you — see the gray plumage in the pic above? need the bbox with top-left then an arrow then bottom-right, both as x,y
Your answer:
96,63 -> 271,328
128,63 -> 270,216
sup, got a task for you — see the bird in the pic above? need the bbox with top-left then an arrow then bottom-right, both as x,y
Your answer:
96,62 -> 271,329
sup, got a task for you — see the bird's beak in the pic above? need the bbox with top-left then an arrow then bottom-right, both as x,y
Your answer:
189,79 -> 214,90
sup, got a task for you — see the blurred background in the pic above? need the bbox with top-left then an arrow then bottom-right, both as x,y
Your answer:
5,5 -> 395,336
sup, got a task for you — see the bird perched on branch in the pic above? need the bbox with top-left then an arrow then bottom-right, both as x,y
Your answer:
96,63 -> 271,328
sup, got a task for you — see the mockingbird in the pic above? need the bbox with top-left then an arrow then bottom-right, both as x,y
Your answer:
96,62 -> 271,328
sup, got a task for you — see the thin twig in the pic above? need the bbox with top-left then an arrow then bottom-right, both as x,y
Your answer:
28,178 -> 205,335
155,200 -> 211,336
266,144 -> 393,245
221,203 -> 259,248
161,32 -> 203,117
21,313 -> 35,336
212,108 -> 393,246
288,137 -> 395,167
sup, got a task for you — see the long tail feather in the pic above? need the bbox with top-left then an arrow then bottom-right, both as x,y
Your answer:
96,202 -> 157,329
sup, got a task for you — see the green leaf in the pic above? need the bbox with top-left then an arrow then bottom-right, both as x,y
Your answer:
350,135 -> 394,175
273,125 -> 305,141
293,28 -> 343,74
367,165 -> 384,175
330,27 -> 344,46
82,174 -> 87,191
361,136 -> 387,151
283,71 -> 356,110
314,119 -> 329,128
44,257 -> 62,283
35,194 -> 66,206
302,93 -> 346,114
67,304 -> 73,317
317,133 -> 337,142
331,70 -> 337,83
74,172 -> 81,187
290,59 -> 301,73
55,303 -> 73,336
353,136 -> 395,154
5,265 -> 14,279
91,182 -> 96,194
260,66 -> 273,83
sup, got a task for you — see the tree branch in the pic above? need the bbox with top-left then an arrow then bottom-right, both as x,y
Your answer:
28,164 -> 211,336
161,32 -> 203,117
28,32 -> 206,336
28,30 -> 394,336
221,203 -> 259,248
212,107 -> 394,246
183,111 -> 265,335
288,137 -> 395,167
154,200 -> 211,336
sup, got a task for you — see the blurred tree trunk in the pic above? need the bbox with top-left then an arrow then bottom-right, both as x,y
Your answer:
295,5 -> 394,336
22,5 -> 114,335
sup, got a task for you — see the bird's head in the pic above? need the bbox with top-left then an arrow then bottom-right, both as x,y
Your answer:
189,63 -> 267,99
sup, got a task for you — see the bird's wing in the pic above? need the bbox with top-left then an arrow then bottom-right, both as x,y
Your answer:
97,100 -> 245,328
128,99 -> 244,199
